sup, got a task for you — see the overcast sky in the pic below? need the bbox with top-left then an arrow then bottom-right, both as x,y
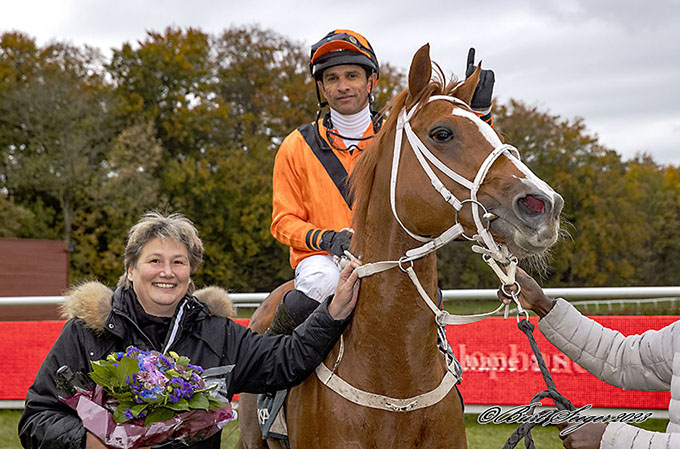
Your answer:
2,0 -> 680,165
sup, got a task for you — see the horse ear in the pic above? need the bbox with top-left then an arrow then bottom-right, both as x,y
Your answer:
407,44 -> 432,107
454,62 -> 481,105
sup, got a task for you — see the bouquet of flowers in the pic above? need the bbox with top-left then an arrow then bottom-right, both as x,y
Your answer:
58,346 -> 236,449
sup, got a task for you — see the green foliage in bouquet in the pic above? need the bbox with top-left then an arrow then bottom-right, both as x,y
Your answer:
89,346 -> 228,425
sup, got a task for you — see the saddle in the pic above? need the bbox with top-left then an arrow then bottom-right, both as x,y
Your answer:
257,389 -> 289,443
257,299 -> 295,446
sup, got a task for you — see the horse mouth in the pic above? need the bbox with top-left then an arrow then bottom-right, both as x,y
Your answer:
487,207 -> 562,259
486,220 -> 558,259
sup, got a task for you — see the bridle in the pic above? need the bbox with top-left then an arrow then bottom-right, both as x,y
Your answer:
313,92 -> 572,449
390,95 -> 520,262
315,93 -> 539,412
357,93 -> 530,321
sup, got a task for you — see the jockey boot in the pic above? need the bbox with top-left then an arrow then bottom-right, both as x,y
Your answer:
268,289 -> 320,335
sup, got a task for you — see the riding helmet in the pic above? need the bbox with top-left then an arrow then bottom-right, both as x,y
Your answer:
310,29 -> 379,80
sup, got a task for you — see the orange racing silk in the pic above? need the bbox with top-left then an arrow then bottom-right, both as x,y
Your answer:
271,118 -> 375,269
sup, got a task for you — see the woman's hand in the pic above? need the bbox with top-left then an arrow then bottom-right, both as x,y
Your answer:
497,267 -> 555,318
328,260 -> 361,320
85,433 -> 107,449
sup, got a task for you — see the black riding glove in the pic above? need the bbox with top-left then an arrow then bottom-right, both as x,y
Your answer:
465,48 -> 495,117
319,229 -> 352,257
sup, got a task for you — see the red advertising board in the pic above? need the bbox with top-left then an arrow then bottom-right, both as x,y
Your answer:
451,316 -> 673,410
1,316 -> 673,411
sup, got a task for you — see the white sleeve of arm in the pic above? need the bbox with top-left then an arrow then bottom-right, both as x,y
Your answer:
599,422 -> 680,449
538,298 -> 675,391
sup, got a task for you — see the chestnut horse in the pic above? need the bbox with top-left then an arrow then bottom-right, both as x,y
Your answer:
237,44 -> 563,448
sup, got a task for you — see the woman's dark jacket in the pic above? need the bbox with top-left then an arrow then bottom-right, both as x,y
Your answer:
19,282 -> 347,448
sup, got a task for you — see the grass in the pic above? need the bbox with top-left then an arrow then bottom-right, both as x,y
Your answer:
1,409 -> 668,448
1,409 -> 240,449
0,410 -> 21,449
464,413 -> 668,448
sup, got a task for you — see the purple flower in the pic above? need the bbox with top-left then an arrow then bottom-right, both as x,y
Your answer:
187,364 -> 203,373
93,345 -> 222,425
158,355 -> 172,370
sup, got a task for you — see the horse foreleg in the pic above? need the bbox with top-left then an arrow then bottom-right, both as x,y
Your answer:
236,392 -> 268,449
265,440 -> 287,449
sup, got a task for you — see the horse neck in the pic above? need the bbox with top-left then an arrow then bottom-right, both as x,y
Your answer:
348,205 -> 443,369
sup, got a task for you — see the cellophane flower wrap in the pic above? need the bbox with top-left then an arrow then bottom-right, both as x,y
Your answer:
59,346 -> 236,449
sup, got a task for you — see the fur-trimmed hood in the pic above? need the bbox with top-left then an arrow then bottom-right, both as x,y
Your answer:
59,281 -> 235,332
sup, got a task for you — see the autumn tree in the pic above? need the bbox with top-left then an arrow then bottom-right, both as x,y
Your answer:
103,26 -> 407,291
624,157 -> 680,285
4,27 -> 677,292
0,37 -> 111,245
437,100 -> 676,288
0,32 -> 164,282
68,121 -> 164,284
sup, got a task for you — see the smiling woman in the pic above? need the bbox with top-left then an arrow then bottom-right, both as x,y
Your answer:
18,211 -> 362,449
126,238 -> 193,317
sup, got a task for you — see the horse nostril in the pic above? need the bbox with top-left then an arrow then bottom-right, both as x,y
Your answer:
519,195 -> 546,216
553,193 -> 564,217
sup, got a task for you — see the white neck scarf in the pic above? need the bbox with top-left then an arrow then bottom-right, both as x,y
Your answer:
330,105 -> 372,148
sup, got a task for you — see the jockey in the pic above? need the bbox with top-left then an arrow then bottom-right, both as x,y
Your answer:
270,29 -> 496,333
270,29 -> 381,333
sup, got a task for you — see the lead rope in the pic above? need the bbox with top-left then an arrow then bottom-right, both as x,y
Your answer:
500,289 -> 576,449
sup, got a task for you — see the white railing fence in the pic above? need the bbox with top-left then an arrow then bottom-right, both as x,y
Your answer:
2,286 -> 678,415
3,286 -> 680,311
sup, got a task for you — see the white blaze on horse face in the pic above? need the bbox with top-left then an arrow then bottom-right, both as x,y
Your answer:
449,106 -> 556,200
505,152 -> 556,200
451,108 -> 503,148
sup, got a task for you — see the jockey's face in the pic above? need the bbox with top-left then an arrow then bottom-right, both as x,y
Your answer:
318,64 -> 377,115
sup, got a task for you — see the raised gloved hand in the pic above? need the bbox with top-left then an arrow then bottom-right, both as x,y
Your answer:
465,48 -> 495,116
319,229 -> 352,257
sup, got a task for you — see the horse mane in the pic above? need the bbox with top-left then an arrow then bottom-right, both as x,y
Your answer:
350,63 -> 461,243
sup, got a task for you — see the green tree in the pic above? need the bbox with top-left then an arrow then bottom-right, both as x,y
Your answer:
108,27 -> 213,160
0,40 -> 111,245
103,26 -> 408,291
624,157 -> 680,285
69,121 -> 164,283
7,27 -> 676,293
0,33 -> 164,284
0,195 -> 37,237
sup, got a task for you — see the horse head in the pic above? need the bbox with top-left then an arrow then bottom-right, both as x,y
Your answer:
353,44 -> 563,262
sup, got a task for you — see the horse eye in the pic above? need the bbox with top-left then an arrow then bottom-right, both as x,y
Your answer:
429,127 -> 454,142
